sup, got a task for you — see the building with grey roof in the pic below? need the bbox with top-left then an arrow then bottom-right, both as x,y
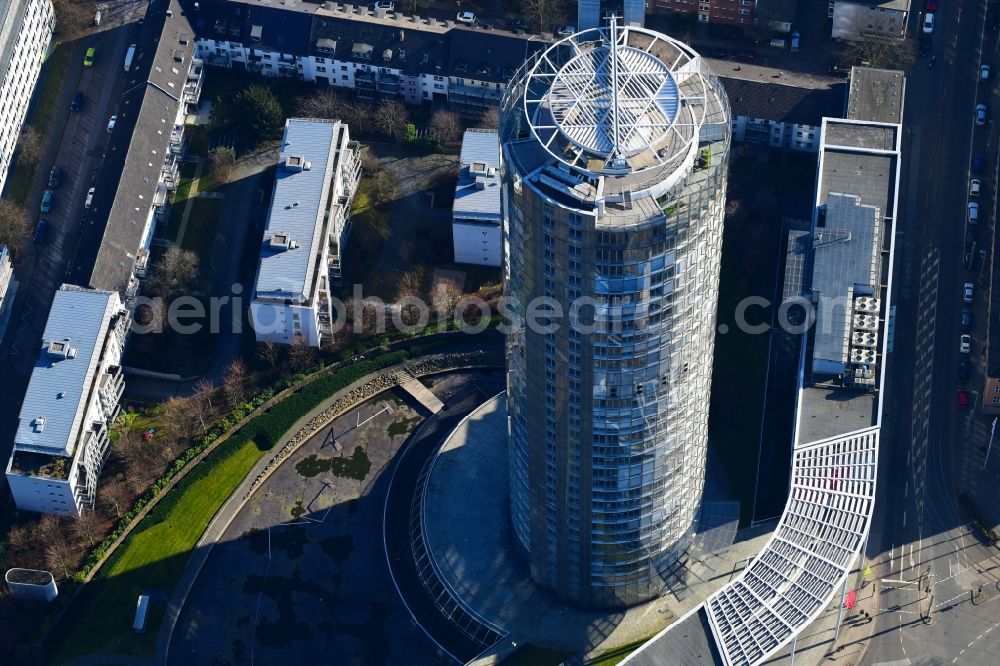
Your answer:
67,0 -> 204,302
191,0 -> 548,115
452,129 -> 501,266
846,66 -> 905,124
0,0 -> 53,194
6,285 -> 129,517
250,118 -> 361,347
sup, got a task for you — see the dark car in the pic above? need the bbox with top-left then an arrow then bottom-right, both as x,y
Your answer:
962,308 -> 973,331
91,165 -> 101,184
926,0 -> 938,10
48,166 -> 61,189
972,155 -> 984,173
734,51 -> 756,63
33,218 -> 48,244
919,33 -> 933,56
959,357 -> 970,380
70,91 -> 83,112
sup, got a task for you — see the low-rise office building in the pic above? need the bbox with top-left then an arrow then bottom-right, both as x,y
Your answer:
0,0 -> 54,194
6,285 -> 129,517
67,0 -> 203,304
250,118 -> 361,347
452,129 -> 501,267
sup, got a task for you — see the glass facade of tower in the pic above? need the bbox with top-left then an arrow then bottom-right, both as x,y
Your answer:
500,24 -> 731,607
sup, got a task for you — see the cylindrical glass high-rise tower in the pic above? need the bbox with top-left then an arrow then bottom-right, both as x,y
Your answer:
500,20 -> 730,607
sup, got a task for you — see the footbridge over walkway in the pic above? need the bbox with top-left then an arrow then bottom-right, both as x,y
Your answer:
398,370 -> 445,414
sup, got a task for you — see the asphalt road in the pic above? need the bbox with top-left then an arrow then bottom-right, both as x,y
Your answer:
863,1 -> 1000,663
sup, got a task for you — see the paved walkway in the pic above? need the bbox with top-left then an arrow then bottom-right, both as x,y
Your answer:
171,159 -> 204,246
422,394 -> 776,662
397,370 -> 444,414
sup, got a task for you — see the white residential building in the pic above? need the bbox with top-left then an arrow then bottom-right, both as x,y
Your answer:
193,0 -> 547,115
250,118 -> 361,347
832,0 -> 909,41
0,0 -> 54,194
452,129 -> 501,267
6,285 -> 129,517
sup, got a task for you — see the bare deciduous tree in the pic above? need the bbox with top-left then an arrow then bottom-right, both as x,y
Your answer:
223,357 -> 248,408
840,13 -> 914,69
72,511 -> 102,547
0,199 -> 29,260
16,126 -> 42,169
191,378 -> 214,435
207,146 -> 236,184
433,282 -> 463,322
517,0 -> 563,33
147,246 -> 200,299
37,514 -> 62,547
428,110 -> 462,145
296,87 -> 361,125
45,540 -> 73,580
289,336 -> 317,372
257,340 -> 280,369
5,524 -> 30,551
160,396 -> 196,441
98,480 -> 129,519
374,99 -> 409,140
479,107 -> 499,130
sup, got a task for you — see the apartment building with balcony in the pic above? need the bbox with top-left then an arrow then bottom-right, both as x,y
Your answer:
250,118 -> 361,347
191,0 -> 547,115
0,0 -> 54,194
655,0 -> 758,26
67,0 -> 203,303
6,286 -> 129,517
452,129 -> 501,267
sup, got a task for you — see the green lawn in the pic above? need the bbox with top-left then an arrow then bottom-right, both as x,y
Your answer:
50,439 -> 263,662
4,43 -> 77,204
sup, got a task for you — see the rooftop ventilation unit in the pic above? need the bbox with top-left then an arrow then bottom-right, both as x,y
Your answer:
469,161 -> 488,177
303,161 -> 312,171
32,417 -> 45,433
46,340 -> 76,360
285,155 -> 304,172
854,296 -> 880,313
270,233 -> 291,250
853,313 -> 877,331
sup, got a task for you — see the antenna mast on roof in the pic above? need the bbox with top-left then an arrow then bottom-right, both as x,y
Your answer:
609,14 -> 621,163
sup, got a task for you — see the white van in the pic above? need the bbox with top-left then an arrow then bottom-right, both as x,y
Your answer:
770,38 -> 786,49
124,44 -> 136,72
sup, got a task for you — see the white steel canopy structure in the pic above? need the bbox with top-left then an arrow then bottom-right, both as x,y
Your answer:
705,427 -> 879,664
521,18 -> 713,177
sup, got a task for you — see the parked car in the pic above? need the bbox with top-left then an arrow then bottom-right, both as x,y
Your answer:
556,25 -> 576,36
971,178 -> 981,196
976,103 -> 988,126
919,33 -> 933,56
973,155 -> 984,173
372,1 -> 394,10
962,308 -> 973,331
926,0 -> 938,9
33,218 -> 48,244
958,389 -> 969,408
39,189 -> 53,213
960,357 -> 971,379
107,115 -> 117,133
456,11 -> 476,23
790,31 -> 801,53
923,13 -> 935,34
734,51 -> 756,63
70,91 -> 84,112
965,281 -> 975,303
85,187 -> 95,209
961,334 -> 972,354
969,201 -> 980,223
48,166 -> 61,189
83,46 -> 95,67
91,166 -> 101,185
982,64 -> 992,82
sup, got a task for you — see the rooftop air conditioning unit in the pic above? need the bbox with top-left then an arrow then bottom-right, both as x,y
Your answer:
32,416 -> 45,432
46,340 -> 76,360
270,233 -> 291,250
303,161 -> 312,171
285,155 -> 304,172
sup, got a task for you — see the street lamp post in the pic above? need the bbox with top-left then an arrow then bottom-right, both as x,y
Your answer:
983,417 -> 998,471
